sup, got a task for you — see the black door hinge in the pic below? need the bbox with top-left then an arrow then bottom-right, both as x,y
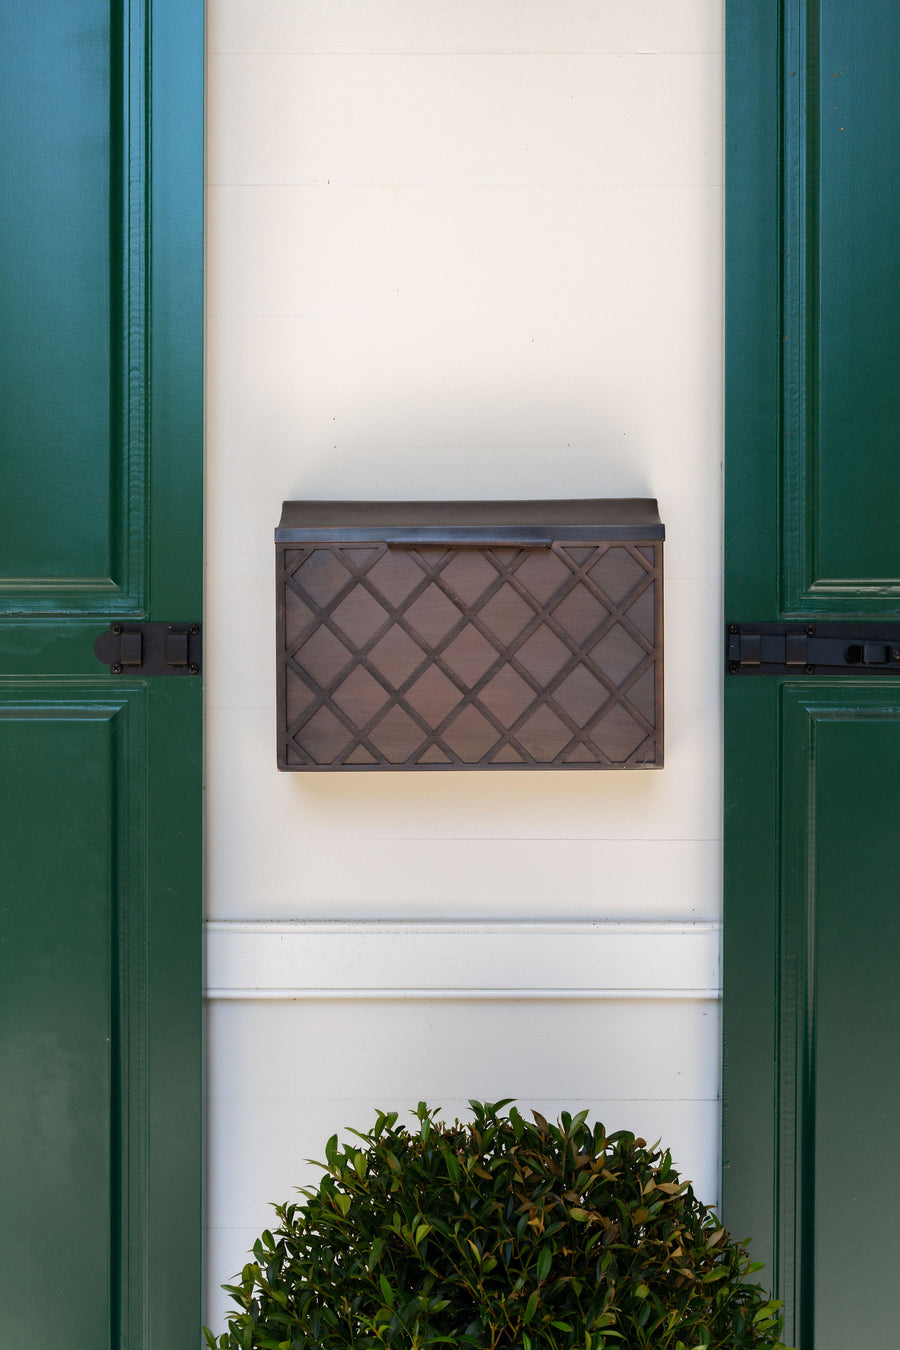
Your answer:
726,622 -> 900,675
93,622 -> 202,676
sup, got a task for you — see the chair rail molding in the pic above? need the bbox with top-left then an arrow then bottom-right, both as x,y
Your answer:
205,920 -> 721,1002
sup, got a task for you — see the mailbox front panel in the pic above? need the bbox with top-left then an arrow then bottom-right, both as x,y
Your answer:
277,534 -> 662,770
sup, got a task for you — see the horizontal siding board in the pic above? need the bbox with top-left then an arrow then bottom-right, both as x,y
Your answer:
207,185 -> 720,319
208,1 -> 721,57
206,920 -> 721,995
204,834 -> 722,922
208,54 -> 721,188
206,1096 -> 720,1226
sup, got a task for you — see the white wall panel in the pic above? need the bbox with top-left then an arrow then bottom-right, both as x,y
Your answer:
204,0 -> 724,1331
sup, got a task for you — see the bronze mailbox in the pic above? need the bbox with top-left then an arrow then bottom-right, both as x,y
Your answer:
276,500 -> 663,770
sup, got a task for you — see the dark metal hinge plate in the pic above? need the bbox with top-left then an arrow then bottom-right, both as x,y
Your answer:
726,622 -> 900,675
93,622 -> 202,676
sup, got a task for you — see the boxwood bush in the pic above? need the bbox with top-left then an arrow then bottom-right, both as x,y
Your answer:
205,1100 -> 790,1350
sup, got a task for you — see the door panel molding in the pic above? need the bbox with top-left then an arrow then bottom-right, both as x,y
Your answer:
206,920 -> 721,1002
0,2 -> 150,613
725,678 -> 900,1347
776,685 -> 900,1346
0,687 -> 151,1347
727,1 -> 900,622
778,3 -> 900,611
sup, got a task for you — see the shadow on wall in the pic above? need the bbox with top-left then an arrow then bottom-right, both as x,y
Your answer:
279,403 -> 656,504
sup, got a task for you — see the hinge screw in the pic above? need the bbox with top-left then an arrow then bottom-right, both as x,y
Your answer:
112,663 -> 123,674
190,624 -> 200,635
189,663 -> 200,674
727,661 -> 740,675
805,664 -> 814,674
112,623 -> 122,635
728,624 -> 739,634
892,649 -> 900,662
806,625 -> 816,636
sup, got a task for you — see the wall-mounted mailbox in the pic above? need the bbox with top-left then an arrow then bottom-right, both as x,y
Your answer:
276,500 -> 663,770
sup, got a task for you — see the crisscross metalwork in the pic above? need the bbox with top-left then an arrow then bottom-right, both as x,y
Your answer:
277,540 -> 662,769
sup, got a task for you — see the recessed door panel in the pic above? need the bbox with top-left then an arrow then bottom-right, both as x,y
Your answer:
1,700 -> 125,1348
815,6 -> 900,588
778,689 -> 900,1347
775,3 -> 900,609
0,2 -> 143,608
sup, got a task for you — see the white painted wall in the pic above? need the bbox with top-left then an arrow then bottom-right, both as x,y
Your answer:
205,0 -> 723,1332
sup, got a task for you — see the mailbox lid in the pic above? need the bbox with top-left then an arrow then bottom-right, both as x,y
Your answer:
276,498 -> 664,545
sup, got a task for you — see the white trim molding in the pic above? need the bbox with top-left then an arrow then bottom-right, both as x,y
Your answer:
205,920 -> 721,1002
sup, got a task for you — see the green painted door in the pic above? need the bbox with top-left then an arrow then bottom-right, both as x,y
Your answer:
0,4 -> 202,1348
724,4 -> 900,1347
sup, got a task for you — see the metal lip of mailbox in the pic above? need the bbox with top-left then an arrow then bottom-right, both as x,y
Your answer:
277,499 -> 664,772
276,498 -> 665,545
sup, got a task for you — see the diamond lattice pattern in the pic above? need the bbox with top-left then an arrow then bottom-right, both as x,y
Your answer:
281,540 -> 659,768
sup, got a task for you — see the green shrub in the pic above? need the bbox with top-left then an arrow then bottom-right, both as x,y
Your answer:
205,1100 -> 791,1350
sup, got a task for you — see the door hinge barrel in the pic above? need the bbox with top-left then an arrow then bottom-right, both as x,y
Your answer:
93,622 -> 202,676
726,623 -> 900,674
